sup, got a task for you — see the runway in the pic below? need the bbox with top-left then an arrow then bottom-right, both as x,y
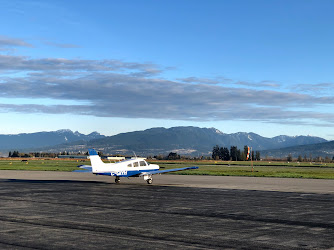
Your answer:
0,171 -> 333,249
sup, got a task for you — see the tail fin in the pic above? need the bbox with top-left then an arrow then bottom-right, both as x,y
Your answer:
88,149 -> 105,173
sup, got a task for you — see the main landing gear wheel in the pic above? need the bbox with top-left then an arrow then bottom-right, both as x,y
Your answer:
146,178 -> 153,184
115,177 -> 120,184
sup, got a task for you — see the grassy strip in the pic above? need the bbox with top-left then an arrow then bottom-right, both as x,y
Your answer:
154,160 -> 334,168
0,159 -> 334,179
159,164 -> 334,179
0,159 -> 86,171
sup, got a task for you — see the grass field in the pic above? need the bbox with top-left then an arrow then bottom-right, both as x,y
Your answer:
0,159 -> 83,171
0,158 -> 334,179
160,164 -> 334,179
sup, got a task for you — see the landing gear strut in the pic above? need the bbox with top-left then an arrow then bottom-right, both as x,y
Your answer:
115,176 -> 120,184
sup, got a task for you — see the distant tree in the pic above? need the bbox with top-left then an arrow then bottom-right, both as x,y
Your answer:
11,151 -> 20,157
304,154 -> 308,162
297,155 -> 302,162
230,146 -> 236,161
230,146 -> 240,161
212,145 -> 221,160
315,156 -> 322,162
240,152 -> 246,161
237,149 -> 241,161
8,151 -> 12,157
325,156 -> 330,163
287,154 -> 293,162
167,152 -> 180,160
220,147 -> 230,161
156,154 -> 164,160
255,151 -> 260,161
243,145 -> 249,161
251,150 -> 255,161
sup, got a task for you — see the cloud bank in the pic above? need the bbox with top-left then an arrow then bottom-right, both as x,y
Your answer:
0,35 -> 33,48
1,36 -> 334,127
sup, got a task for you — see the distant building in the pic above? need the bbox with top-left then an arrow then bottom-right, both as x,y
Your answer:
131,157 -> 146,161
102,156 -> 146,162
103,156 -> 126,161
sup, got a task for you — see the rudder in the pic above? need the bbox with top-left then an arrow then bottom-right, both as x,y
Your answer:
88,149 -> 105,172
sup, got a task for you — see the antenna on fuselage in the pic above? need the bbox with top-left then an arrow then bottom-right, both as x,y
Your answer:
133,151 -> 137,159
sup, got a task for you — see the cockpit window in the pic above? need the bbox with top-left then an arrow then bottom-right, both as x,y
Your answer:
133,162 -> 139,167
140,161 -> 147,166
127,163 -> 132,168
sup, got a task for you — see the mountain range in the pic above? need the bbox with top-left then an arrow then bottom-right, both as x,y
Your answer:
0,129 -> 104,150
0,127 -> 330,158
261,140 -> 334,159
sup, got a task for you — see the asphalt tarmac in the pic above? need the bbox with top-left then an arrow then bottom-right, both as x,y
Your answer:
0,171 -> 333,249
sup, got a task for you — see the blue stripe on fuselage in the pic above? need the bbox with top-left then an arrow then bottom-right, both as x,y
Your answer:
94,169 -> 158,177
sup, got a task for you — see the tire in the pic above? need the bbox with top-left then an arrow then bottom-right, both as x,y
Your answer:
146,178 -> 153,184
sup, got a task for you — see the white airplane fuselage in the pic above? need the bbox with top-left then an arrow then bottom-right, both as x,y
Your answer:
75,149 -> 198,184
92,159 -> 159,177
88,150 -> 159,177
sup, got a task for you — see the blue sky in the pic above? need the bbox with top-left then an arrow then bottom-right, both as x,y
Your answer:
1,0 -> 334,139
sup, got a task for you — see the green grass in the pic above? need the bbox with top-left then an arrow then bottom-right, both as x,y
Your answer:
0,159 -> 87,171
1,159 -> 334,179
156,160 -> 334,168
158,163 -> 334,179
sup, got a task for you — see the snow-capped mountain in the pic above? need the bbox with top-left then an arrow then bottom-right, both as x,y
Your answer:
38,127 -> 327,156
0,127 -> 328,157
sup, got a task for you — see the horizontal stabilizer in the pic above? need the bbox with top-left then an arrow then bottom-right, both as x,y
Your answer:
73,169 -> 92,173
73,165 -> 92,173
77,165 -> 92,170
140,166 -> 198,176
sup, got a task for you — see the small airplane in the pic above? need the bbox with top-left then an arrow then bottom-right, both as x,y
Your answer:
74,149 -> 198,184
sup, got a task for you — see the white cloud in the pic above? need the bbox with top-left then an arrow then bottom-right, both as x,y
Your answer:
42,40 -> 81,48
1,36 -> 334,127
292,82 -> 334,95
234,80 -> 281,88
0,35 -> 33,48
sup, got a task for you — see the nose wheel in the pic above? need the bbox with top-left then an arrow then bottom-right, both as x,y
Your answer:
146,178 -> 153,184
115,177 -> 120,183
144,175 -> 153,184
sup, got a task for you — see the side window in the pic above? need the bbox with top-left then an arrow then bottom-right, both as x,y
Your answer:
140,161 -> 147,166
127,163 -> 132,168
133,162 -> 139,167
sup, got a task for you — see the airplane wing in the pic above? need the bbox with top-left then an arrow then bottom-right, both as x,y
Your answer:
140,166 -> 198,176
73,165 -> 92,173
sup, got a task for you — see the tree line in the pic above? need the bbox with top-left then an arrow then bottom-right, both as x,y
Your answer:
212,145 -> 260,161
8,151 -> 66,158
7,150 -> 93,158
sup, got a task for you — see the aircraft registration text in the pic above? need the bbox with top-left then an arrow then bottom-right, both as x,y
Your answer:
111,171 -> 128,176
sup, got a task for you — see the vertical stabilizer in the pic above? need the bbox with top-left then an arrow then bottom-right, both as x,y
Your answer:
88,149 -> 105,172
